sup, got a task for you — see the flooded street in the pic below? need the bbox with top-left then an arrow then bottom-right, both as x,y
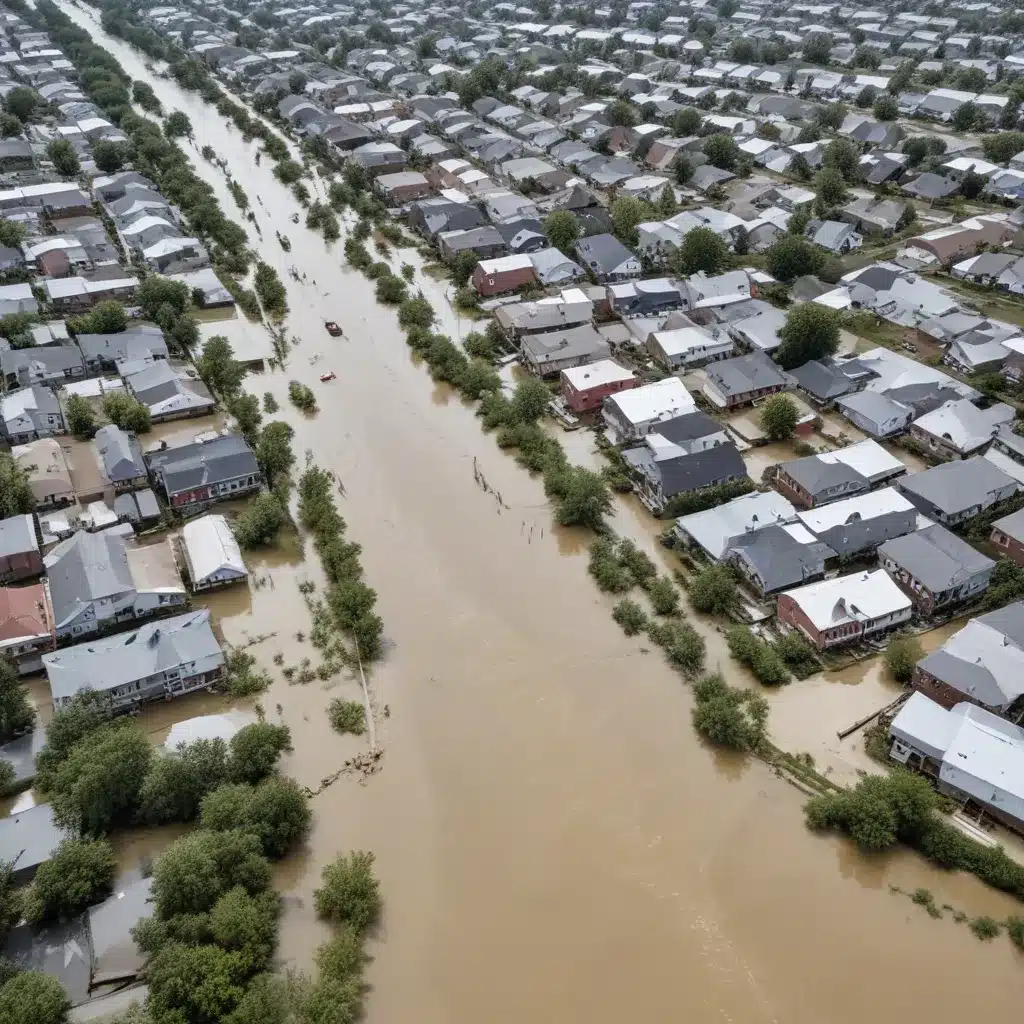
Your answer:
57,3 -> 1024,1019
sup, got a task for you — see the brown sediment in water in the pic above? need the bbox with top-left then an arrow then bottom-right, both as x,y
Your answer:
51,5 -> 1024,1020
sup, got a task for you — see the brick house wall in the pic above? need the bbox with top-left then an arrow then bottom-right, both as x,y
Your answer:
777,593 -> 863,651
911,665 -> 995,713
0,549 -> 42,583
472,264 -> 537,297
774,469 -> 814,508
561,375 -> 637,413
991,524 -> 1024,567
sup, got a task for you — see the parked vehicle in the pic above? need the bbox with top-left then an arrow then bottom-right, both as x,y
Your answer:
325,321 -> 342,337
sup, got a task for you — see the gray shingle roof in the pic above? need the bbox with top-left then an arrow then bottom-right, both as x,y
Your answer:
879,523 -> 994,592
705,352 -> 789,397
43,530 -> 135,629
94,424 -> 145,485
727,524 -> 835,593
76,325 -> 167,365
897,457 -> 1018,516
0,514 -> 37,559
146,433 -> 259,496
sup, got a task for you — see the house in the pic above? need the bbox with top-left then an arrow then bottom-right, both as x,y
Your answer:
180,515 -> 248,592
407,198 -> 484,240
888,692 -> 1024,835
774,439 -> 907,508
907,216 -> 1016,265
913,603 -> 1024,714
674,490 -> 797,561
1,344 -> 85,390
529,247 -> 586,285
623,441 -> 748,513
909,399 -> 1014,461
349,141 -> 406,175
702,352 -> 790,409
520,324 -> 611,377
561,360 -> 636,413
146,433 -> 262,514
93,424 -> 146,492
495,290 -> 594,339
0,386 -> 64,444
87,876 -> 155,986
472,254 -> 537,297
44,529 -> 186,641
878,523 -> 996,615
0,579 -> 54,675
0,514 -> 42,583
895,457 -> 1018,526
0,804 -> 66,885
124,362 -> 216,422
795,488 -> 919,560
777,570 -> 913,651
438,226 -> 506,262
574,234 -> 641,282
725,523 -> 836,597
76,327 -> 168,375
375,170 -> 431,204
727,305 -> 787,355
648,325 -> 733,370
42,276 -> 138,313
13,439 -> 75,509
808,219 -> 863,254
606,278 -> 686,317
602,377 -> 697,443
43,610 -> 225,711
991,507 -> 1024,567
836,390 -> 914,438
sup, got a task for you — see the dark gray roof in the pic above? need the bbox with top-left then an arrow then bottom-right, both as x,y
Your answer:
94,424 -> 145,485
88,875 -> 153,983
652,410 -> 722,445
705,352 -> 789,397
146,433 -> 259,496
878,523 -> 994,591
650,443 -> 748,498
903,172 -> 958,199
0,513 -> 37,559
574,233 -> 635,275
44,530 -> 135,629
2,915 -> 91,1004
0,726 -> 46,784
789,359 -> 855,401
896,457 -> 1018,516
977,601 -> 1024,645
439,225 -> 505,252
782,454 -> 867,497
76,325 -> 167,365
727,524 -> 835,594
135,488 -> 160,519
0,344 -> 84,382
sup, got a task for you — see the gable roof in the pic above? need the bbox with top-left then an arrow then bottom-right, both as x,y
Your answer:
896,457 -> 1018,515
43,530 -> 134,629
879,522 -> 995,591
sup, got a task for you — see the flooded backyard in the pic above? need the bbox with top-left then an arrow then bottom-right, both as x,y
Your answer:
47,3 -> 1024,1020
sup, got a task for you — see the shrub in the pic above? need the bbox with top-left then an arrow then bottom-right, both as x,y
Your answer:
612,599 -> 647,636
774,632 -> 820,679
970,916 -> 1001,941
588,538 -> 632,593
24,838 -> 116,923
314,851 -> 381,932
328,698 -> 366,736
688,564 -> 738,615
727,626 -> 789,685
616,539 -> 657,585
645,575 -> 680,615
691,672 -> 769,751
287,380 -> 317,412
884,633 -> 923,683
651,620 -> 706,675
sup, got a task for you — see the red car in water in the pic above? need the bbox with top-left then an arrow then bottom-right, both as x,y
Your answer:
320,371 -> 337,383
325,321 -> 342,337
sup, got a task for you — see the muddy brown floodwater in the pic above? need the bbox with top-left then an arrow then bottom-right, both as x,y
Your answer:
57,4 -> 1024,1019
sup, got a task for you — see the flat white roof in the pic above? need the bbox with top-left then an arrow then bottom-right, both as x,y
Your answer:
651,326 -> 719,355
676,489 -> 796,559
796,487 -> 915,533
477,254 -> 534,274
812,438 -> 906,482
561,359 -> 635,390
604,376 -> 695,425
782,569 -> 912,630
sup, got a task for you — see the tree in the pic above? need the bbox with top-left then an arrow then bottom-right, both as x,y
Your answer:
853,45 -> 881,70
509,377 -> 552,424
548,466 -> 614,530
102,392 -> 151,433
138,738 -> 229,825
228,722 -> 292,785
702,133 -> 738,170
760,393 -> 800,440
896,203 -> 917,232
197,336 -> 245,398
776,303 -> 842,368
132,80 -> 162,114
733,225 -> 749,256
0,453 -> 33,517
884,633 -> 923,682
375,275 -> 407,304
328,698 -> 366,736
802,31 -> 833,65
822,138 -> 859,181
0,218 -> 24,249
542,210 -> 580,252
208,887 -> 279,974
961,168 -> 985,200
856,85 -> 877,109
0,971 -> 70,1024
85,299 -> 128,334
449,249 -> 478,288
34,691 -> 111,792
688,565 -> 738,615
256,420 -> 295,487
953,101 -> 979,132
150,829 -> 271,919
92,140 -> 126,173
814,167 -> 847,212
674,155 -> 693,185
46,139 -> 80,178
764,235 -> 823,282
0,657 -> 33,744
233,493 -> 286,549
610,196 -> 651,247
288,71 -> 307,95
607,99 -> 637,126
24,838 -> 116,924
691,673 -> 768,751
136,275 -> 189,320
163,110 -> 192,138
314,851 -> 381,932
200,777 -> 311,859
672,226 -> 730,276
0,113 -> 22,138
50,721 -> 153,836
872,93 -> 898,121
983,131 -> 1024,164
903,136 -> 929,167
673,106 -> 703,136
5,86 -> 38,122
146,942 -> 248,1024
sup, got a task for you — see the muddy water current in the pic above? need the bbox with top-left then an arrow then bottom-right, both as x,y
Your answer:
49,4 -> 1024,1019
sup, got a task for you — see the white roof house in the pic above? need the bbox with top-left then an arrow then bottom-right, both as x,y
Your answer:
782,569 -> 913,633
561,359 -> 635,392
796,487 -> 916,532
912,399 -> 1014,455
181,514 -> 247,592
601,377 -> 696,441
807,438 -> 906,484
674,489 -> 797,560
649,326 -> 733,367
891,691 -> 1024,828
